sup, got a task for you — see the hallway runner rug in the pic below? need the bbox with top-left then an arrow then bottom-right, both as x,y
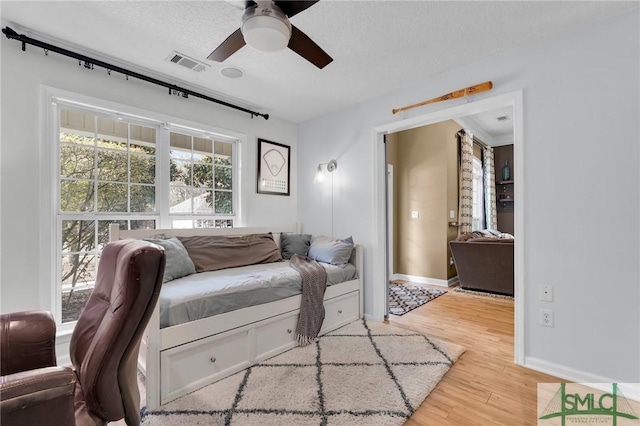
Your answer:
388,283 -> 446,316
140,319 -> 464,426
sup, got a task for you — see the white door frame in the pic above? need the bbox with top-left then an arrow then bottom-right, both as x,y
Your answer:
371,90 -> 525,365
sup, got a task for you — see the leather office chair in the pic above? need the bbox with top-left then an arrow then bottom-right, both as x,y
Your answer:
0,239 -> 165,426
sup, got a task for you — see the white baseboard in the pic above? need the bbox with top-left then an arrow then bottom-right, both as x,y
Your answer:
392,273 -> 458,287
525,357 -> 640,402
364,313 -> 379,322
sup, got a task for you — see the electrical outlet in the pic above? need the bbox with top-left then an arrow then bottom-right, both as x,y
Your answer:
540,285 -> 553,302
540,309 -> 554,327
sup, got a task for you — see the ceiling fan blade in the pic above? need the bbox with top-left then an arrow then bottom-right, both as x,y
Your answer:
207,28 -> 246,62
274,1 -> 319,18
288,25 -> 332,69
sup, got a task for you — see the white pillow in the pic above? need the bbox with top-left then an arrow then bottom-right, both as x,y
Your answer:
308,236 -> 354,266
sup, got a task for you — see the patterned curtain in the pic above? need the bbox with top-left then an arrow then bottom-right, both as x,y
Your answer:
458,130 -> 474,235
483,147 -> 498,230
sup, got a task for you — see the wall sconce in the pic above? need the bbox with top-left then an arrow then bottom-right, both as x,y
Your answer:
314,159 -> 338,183
314,159 -> 338,236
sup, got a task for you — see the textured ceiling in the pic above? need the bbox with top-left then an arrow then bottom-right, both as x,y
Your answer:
1,1 -> 637,123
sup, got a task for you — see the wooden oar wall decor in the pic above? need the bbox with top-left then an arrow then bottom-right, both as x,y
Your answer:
392,81 -> 493,115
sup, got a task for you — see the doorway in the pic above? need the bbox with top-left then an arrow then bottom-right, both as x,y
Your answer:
371,91 -> 525,364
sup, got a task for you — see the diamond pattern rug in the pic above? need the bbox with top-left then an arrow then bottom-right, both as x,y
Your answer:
141,319 -> 464,425
388,283 -> 446,316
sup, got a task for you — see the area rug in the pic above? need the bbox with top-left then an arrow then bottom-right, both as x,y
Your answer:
141,319 -> 464,425
453,286 -> 514,299
388,283 -> 446,316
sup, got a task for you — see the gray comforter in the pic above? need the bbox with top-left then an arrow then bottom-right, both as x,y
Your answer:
158,260 -> 357,328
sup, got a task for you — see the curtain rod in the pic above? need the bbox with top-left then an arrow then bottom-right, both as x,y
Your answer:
457,129 -> 489,149
1,26 -> 269,120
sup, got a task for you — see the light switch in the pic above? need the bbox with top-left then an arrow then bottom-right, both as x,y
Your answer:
540,285 -> 553,302
449,210 -> 455,219
411,211 -> 419,219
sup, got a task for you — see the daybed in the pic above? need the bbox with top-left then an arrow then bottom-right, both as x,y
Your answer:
449,232 -> 514,296
109,224 -> 363,410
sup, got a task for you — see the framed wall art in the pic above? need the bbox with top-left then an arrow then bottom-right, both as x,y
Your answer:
257,138 -> 290,196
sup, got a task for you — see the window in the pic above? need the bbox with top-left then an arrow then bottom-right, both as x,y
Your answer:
54,101 -> 239,323
58,108 -> 159,322
471,156 -> 485,231
168,131 -> 235,229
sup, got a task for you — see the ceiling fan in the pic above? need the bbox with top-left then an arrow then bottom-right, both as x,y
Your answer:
207,0 -> 333,69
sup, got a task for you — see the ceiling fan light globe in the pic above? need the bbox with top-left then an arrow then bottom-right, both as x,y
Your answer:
242,15 -> 291,52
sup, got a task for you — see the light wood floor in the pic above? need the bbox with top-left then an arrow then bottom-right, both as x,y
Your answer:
387,283 -> 561,426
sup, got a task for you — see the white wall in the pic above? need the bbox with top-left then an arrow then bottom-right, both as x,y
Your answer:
0,35 -> 298,316
298,10 -> 639,383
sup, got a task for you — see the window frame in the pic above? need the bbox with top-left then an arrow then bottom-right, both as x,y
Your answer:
56,108 -> 162,324
166,125 -> 238,222
42,87 -> 245,330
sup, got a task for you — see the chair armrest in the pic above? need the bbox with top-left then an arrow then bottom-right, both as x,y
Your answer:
0,366 -> 76,426
0,311 -> 57,375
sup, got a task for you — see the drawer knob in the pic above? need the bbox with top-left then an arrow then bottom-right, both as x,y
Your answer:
210,357 -> 217,363
287,329 -> 292,334
338,309 -> 343,314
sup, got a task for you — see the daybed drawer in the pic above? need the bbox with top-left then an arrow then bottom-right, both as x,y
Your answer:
160,329 -> 250,403
322,291 -> 359,333
255,311 -> 299,361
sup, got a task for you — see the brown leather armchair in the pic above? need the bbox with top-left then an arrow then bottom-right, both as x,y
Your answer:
0,239 -> 165,426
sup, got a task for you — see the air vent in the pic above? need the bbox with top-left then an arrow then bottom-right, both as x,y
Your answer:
496,115 -> 510,121
167,52 -> 208,73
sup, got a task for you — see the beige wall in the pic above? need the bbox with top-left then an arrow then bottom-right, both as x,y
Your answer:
388,120 -> 461,281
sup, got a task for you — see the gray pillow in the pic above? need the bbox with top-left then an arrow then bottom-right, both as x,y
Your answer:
143,237 -> 196,283
342,236 -> 354,245
280,233 -> 312,260
308,236 -> 354,266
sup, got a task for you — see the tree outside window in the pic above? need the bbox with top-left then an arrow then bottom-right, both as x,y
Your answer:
57,108 -> 237,323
